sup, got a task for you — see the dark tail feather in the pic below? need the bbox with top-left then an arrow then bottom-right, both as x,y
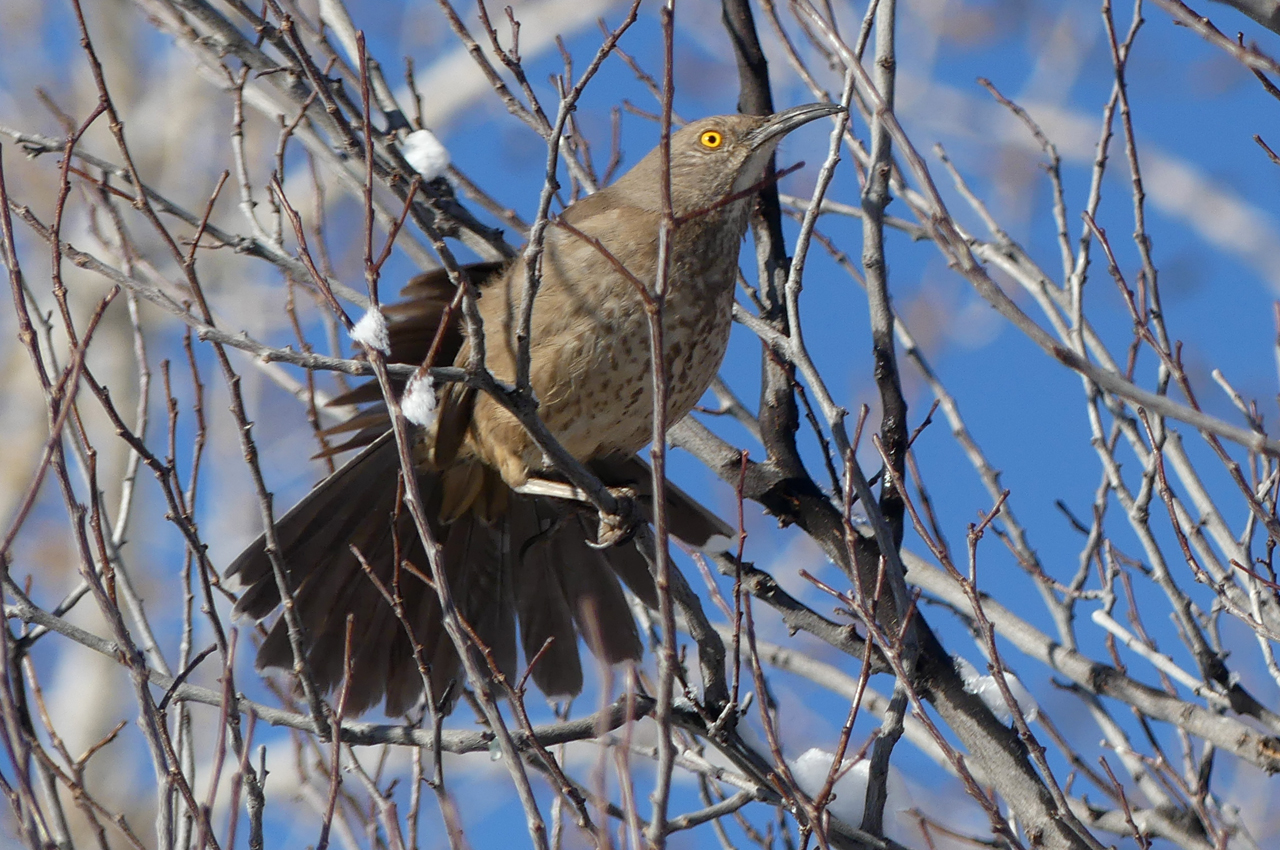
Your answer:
507,497 -> 586,696
228,433 -> 403,618
442,509 -> 519,689
551,519 -> 644,665
235,434 -> 428,714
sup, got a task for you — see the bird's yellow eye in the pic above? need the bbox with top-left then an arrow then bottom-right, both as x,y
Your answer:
699,130 -> 723,149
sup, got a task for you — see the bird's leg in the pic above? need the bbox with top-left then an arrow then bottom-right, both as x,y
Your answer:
511,478 -> 591,502
513,478 -> 644,548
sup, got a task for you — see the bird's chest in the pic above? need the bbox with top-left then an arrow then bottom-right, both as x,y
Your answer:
539,216 -> 741,457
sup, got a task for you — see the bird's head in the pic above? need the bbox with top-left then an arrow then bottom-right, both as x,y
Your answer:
614,103 -> 843,218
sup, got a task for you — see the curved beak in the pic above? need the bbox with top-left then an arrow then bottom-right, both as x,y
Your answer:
745,102 -> 845,150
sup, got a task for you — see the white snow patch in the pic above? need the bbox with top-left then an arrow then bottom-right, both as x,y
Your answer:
349,307 -> 389,353
402,129 -> 451,181
403,371 -> 438,428
955,656 -> 1039,724
699,533 -> 735,554
789,748 -> 911,828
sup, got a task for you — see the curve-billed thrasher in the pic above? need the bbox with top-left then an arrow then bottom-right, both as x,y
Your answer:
229,103 -> 840,715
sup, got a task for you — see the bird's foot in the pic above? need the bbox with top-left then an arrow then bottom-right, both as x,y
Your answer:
591,486 -> 641,549
514,478 -> 642,547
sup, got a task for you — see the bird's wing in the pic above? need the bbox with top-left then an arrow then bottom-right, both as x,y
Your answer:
317,261 -> 505,456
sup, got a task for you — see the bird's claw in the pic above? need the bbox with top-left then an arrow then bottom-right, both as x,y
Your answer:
591,486 -> 641,548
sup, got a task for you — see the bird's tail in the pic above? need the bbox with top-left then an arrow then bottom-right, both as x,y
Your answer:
227,432 -> 731,716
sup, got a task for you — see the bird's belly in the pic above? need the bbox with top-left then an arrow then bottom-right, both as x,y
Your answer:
541,287 -> 733,459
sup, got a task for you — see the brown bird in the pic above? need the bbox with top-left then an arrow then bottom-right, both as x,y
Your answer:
229,103 -> 840,715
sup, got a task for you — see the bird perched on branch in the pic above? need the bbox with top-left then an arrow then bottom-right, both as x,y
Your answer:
228,103 -> 841,715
